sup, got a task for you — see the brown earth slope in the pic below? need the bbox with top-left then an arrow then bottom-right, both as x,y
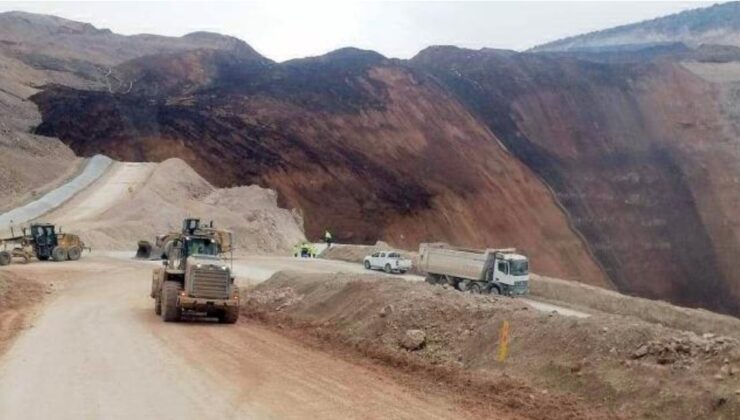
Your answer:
8,10 -> 740,315
411,46 -> 740,315
29,46 -> 609,287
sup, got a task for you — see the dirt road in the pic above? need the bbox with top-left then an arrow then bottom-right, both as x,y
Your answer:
43,161 -> 155,224
229,255 -> 591,318
0,257 -> 494,420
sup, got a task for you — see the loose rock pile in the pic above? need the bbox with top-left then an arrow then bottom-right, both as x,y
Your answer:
246,287 -> 303,311
631,332 -> 738,367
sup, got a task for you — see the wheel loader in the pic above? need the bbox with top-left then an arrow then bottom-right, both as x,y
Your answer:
150,218 -> 239,323
0,223 -> 86,266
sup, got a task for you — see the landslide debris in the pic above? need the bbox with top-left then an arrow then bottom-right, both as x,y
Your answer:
244,271 -> 740,419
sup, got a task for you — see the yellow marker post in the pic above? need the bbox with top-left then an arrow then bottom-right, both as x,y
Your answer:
498,320 -> 510,362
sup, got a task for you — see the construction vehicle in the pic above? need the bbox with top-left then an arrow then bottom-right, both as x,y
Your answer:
137,218 -> 228,260
293,241 -> 318,258
418,243 -> 529,295
150,218 -> 240,323
0,223 -> 86,266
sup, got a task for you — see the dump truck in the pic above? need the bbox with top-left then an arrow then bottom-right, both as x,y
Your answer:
150,218 -> 239,323
0,223 -> 86,265
418,243 -> 529,295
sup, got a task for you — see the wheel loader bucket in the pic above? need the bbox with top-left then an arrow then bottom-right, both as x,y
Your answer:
136,241 -> 153,259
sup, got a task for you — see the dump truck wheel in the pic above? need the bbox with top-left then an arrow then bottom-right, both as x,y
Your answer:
52,246 -> 68,262
161,281 -> 182,322
67,246 -> 82,261
469,283 -> 483,294
220,306 -> 239,324
458,280 -> 471,292
0,251 -> 10,266
364,260 -> 371,269
425,275 -> 438,285
384,264 -> 392,273
489,285 -> 501,295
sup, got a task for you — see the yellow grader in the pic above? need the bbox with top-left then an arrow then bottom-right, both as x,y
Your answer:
0,223 -> 86,265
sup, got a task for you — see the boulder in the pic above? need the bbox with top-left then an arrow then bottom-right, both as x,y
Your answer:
400,329 -> 426,351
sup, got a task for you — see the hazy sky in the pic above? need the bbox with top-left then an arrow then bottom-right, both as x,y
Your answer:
0,1 -> 714,61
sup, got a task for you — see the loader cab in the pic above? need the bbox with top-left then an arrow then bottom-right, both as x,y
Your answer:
28,223 -> 58,260
168,236 -> 220,270
184,236 -> 219,258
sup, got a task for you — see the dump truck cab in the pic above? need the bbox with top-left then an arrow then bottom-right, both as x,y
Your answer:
151,222 -> 239,324
486,250 -> 529,295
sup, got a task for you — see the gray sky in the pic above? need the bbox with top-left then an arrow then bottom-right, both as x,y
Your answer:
0,1 -> 713,61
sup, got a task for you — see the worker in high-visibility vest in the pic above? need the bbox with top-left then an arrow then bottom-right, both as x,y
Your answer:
324,230 -> 333,248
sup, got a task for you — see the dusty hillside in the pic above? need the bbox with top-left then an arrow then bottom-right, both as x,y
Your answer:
43,158 -> 305,254
245,272 -> 740,419
533,2 -> 740,52
0,11 -> 269,214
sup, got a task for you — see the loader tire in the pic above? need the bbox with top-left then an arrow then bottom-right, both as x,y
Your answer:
161,281 -> 182,322
52,246 -> 68,262
220,306 -> 239,324
0,251 -> 10,266
67,246 -> 82,261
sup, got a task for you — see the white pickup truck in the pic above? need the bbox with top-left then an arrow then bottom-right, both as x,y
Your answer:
363,251 -> 412,274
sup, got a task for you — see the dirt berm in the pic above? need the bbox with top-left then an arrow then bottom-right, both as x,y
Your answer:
244,271 -> 740,419
0,271 -> 43,357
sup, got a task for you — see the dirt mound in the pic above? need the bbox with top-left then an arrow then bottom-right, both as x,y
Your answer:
60,158 -> 305,254
530,273 -> 740,339
244,271 -> 740,419
0,271 -> 43,357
